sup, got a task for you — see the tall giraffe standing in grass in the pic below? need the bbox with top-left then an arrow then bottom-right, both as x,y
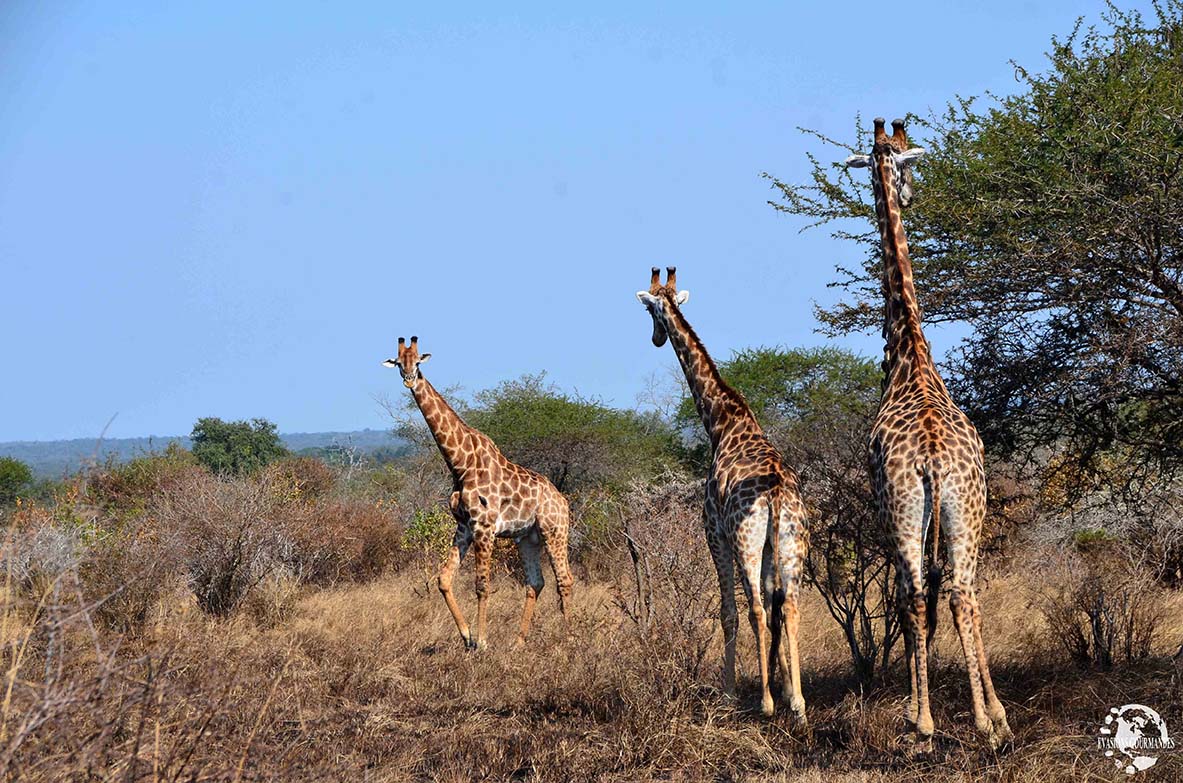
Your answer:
846,118 -> 1012,749
637,268 -> 809,721
384,336 -> 573,650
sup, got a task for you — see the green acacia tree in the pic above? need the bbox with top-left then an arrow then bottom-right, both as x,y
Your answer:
675,346 -> 881,468
190,417 -> 288,477
765,1 -> 1183,500
470,373 -> 680,492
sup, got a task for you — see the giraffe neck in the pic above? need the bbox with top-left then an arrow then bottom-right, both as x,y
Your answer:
661,300 -> 757,450
871,155 -> 937,390
411,375 -> 477,475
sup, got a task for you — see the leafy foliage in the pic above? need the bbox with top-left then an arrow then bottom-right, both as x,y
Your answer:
0,457 -> 33,504
676,346 -> 880,470
765,0 -> 1183,499
469,374 -> 680,492
189,417 -> 288,477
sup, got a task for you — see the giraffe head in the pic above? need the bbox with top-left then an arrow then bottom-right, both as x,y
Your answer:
382,336 -> 432,389
844,117 -> 925,207
635,266 -> 690,347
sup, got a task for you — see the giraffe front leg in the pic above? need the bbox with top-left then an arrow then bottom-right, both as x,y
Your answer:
438,521 -> 474,650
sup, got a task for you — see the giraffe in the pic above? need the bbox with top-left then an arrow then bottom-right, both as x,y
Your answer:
636,268 -> 808,721
384,336 -> 573,651
845,118 -> 1012,750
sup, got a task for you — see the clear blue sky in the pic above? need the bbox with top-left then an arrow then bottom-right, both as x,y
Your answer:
0,0 -> 1136,441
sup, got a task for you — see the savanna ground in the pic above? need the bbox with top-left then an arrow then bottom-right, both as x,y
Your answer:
3,451 -> 1182,782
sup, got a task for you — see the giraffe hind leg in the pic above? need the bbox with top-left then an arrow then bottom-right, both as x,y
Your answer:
706,520 -> 738,699
761,543 -> 792,710
899,549 -> 934,747
735,505 -> 774,717
540,501 -> 574,629
776,516 -> 807,723
515,527 -> 544,646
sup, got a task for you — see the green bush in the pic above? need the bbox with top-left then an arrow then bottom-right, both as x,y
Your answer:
402,507 -> 454,563
0,456 -> 33,505
190,417 -> 288,477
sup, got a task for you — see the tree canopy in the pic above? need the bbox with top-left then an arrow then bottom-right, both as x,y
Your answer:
765,1 -> 1183,497
469,374 -> 680,492
675,346 -> 881,470
190,417 -> 288,477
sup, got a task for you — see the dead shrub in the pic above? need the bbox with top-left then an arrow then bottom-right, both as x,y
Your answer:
263,455 -> 337,501
0,574 -> 262,782
618,475 -> 720,684
1031,541 -> 1165,668
243,566 -> 302,627
79,522 -> 171,633
284,499 -> 405,584
152,472 -> 287,616
85,444 -> 203,514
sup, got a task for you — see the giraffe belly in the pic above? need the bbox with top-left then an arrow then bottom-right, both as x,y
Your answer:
494,514 -> 534,539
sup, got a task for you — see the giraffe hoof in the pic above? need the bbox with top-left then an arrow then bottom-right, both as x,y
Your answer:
761,696 -> 775,717
989,722 -> 1014,750
475,639 -> 488,652
513,636 -> 527,649
789,697 -> 807,725
461,633 -> 477,651
910,736 -> 934,756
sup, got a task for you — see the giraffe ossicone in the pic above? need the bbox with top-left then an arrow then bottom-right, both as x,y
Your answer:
385,335 -> 574,651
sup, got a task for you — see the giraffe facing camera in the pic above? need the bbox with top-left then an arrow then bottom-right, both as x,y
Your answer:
384,335 -> 574,652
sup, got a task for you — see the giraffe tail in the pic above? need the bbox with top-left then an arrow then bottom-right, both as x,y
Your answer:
922,465 -> 942,644
767,492 -> 786,675
769,492 -> 784,597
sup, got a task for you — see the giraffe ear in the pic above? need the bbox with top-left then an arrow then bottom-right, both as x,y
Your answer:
417,353 -> 431,364
382,359 -> 399,368
675,290 -> 690,305
844,154 -> 872,168
896,147 -> 926,165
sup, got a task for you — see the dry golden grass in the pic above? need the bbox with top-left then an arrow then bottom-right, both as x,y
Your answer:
7,565 -> 1172,782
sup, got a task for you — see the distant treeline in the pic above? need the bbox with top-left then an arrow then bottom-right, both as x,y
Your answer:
0,429 -> 410,478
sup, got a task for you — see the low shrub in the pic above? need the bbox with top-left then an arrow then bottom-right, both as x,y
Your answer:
1032,544 -> 1165,668
263,455 -> 337,501
285,499 -> 404,584
152,472 -> 285,616
86,444 -> 203,514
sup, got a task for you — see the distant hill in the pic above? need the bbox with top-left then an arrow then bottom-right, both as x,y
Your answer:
0,429 -> 409,478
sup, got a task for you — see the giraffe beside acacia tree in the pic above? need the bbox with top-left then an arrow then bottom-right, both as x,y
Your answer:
845,118 -> 1012,750
384,336 -> 574,651
637,268 -> 809,721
